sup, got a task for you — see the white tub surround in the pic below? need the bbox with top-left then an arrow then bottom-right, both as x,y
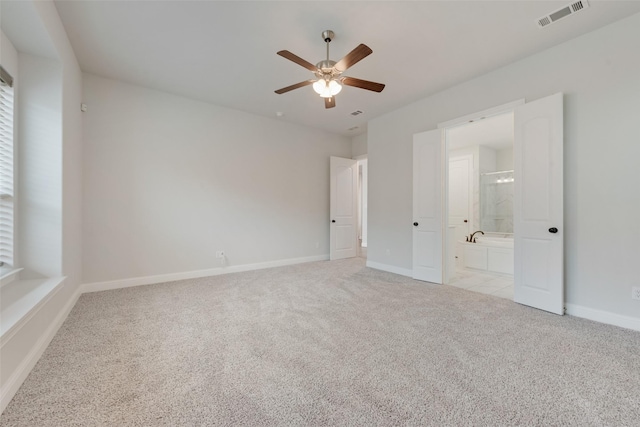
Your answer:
461,236 -> 513,275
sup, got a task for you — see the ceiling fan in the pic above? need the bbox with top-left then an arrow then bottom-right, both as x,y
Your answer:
274,30 -> 385,109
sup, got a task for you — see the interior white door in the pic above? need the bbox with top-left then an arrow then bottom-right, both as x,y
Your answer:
330,156 -> 357,260
413,129 -> 443,283
513,93 -> 564,314
449,155 -> 472,257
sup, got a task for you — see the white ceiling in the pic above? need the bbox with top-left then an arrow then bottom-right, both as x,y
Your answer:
53,1 -> 640,137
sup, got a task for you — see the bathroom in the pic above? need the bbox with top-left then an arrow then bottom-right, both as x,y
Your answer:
446,112 -> 515,300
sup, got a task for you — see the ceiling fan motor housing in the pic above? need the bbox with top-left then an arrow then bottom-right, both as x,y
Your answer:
315,60 -> 341,80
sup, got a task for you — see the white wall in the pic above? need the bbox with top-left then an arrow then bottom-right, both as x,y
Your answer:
496,147 -> 513,171
352,132 -> 367,158
82,74 -> 351,283
368,13 -> 640,322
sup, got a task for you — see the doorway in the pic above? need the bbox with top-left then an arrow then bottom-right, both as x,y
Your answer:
413,94 -> 564,314
329,155 -> 367,261
445,112 -> 515,300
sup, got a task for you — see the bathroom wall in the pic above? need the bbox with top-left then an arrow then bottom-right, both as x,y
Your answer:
496,147 -> 513,171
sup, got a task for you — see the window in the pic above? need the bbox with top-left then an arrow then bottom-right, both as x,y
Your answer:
0,65 -> 15,270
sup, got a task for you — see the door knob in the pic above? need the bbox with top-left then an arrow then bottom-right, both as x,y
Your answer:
413,222 -> 419,226
464,219 -> 468,223
332,220 -> 336,223
548,227 -> 558,233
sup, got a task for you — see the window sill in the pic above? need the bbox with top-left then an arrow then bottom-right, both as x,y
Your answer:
1,276 -> 65,347
0,267 -> 24,289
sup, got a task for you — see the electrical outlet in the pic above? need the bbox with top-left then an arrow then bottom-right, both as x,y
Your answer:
215,251 -> 225,259
632,287 -> 640,301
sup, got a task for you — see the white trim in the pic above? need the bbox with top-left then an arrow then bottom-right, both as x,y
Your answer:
437,99 -> 525,129
1,277 -> 66,347
565,304 -> 640,332
82,255 -> 329,293
0,267 -> 23,288
0,284 -> 82,412
366,260 -> 414,278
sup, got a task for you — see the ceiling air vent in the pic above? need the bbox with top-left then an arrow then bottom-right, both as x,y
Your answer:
537,0 -> 590,28
350,110 -> 363,116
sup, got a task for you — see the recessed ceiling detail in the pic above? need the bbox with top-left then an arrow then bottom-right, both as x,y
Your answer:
537,1 -> 590,28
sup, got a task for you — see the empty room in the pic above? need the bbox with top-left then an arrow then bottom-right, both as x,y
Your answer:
1,1 -> 639,425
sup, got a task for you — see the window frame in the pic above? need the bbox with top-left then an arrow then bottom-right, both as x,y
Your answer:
0,64 -> 15,275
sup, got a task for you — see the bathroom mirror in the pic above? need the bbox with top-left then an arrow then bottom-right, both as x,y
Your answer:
480,170 -> 514,233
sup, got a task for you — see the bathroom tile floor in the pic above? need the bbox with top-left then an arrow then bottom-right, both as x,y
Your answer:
448,269 -> 514,300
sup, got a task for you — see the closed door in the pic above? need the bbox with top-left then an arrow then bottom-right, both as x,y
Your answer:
449,155 -> 472,259
330,156 -> 357,260
514,93 -> 564,314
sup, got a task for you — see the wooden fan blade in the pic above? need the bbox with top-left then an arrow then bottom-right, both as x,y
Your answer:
334,44 -> 373,72
275,80 -> 315,94
341,77 -> 385,93
325,97 -> 336,109
277,50 -> 319,72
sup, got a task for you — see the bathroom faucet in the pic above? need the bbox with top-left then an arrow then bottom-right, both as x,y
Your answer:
468,230 -> 485,243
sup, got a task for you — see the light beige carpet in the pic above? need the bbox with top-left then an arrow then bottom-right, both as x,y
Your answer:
2,258 -> 639,426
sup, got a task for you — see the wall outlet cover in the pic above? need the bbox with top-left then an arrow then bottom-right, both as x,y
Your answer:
632,286 -> 640,300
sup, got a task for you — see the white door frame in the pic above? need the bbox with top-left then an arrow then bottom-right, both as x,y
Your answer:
438,100 -> 525,284
354,154 -> 368,248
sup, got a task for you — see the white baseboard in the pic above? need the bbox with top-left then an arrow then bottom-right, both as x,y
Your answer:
365,260 -> 413,278
83,254 -> 329,293
565,304 -> 640,332
0,284 -> 82,412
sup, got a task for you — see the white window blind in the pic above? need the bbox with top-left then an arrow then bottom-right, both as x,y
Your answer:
0,67 -> 14,268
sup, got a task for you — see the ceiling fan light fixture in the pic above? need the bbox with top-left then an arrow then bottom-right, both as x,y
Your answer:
275,30 -> 384,109
313,79 -> 342,98
329,79 -> 342,95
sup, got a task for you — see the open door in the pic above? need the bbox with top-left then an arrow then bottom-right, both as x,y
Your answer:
514,93 -> 564,314
330,156 -> 357,260
413,129 -> 443,283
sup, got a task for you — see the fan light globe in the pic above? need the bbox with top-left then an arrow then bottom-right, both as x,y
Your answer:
329,80 -> 342,95
313,79 -> 342,98
312,80 -> 325,95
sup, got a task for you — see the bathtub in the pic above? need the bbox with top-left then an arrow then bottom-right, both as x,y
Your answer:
474,236 -> 513,248
460,235 -> 513,274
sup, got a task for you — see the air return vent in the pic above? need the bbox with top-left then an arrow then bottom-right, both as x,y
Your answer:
537,0 -> 590,28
